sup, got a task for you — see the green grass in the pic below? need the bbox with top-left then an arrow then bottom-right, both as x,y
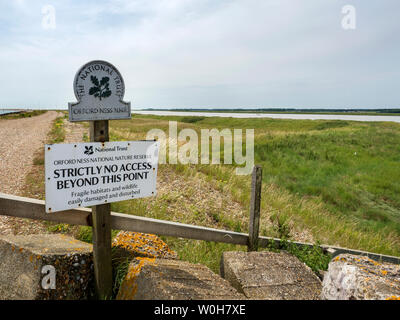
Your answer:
109,115 -> 400,262
163,238 -> 246,273
46,223 -> 72,233
0,110 -> 47,119
111,254 -> 130,299
261,239 -> 332,274
254,125 -> 400,235
22,111 -> 400,288
76,226 -> 119,244
49,115 -> 66,143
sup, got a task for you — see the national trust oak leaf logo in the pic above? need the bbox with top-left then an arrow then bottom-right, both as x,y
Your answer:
89,75 -> 112,101
68,60 -> 131,122
84,146 -> 94,155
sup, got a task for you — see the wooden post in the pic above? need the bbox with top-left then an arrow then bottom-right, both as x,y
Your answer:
248,165 -> 262,252
90,120 -> 113,299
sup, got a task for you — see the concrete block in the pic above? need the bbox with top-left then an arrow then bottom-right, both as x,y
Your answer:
117,258 -> 245,300
220,251 -> 322,300
321,254 -> 400,300
0,234 -> 93,300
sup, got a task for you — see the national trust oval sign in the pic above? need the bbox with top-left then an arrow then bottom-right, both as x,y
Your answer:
68,60 -> 131,122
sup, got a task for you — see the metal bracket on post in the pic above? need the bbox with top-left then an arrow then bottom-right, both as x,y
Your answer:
90,120 -> 112,300
248,165 -> 262,252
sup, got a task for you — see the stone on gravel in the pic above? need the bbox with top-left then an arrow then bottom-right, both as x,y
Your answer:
220,251 -> 322,300
321,254 -> 400,300
117,258 -> 245,300
0,234 -> 93,300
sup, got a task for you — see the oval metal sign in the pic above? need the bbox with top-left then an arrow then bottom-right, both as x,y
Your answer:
68,60 -> 131,122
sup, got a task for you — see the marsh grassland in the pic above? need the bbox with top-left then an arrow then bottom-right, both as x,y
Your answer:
109,115 -> 400,267
18,112 -> 400,275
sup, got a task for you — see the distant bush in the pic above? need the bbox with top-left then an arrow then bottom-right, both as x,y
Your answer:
0,110 -> 47,119
314,121 -> 349,130
180,116 -> 205,123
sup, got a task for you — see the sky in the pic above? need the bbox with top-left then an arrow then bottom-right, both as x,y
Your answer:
0,0 -> 399,110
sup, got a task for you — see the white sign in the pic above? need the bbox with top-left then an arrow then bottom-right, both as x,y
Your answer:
45,140 -> 158,213
68,60 -> 131,122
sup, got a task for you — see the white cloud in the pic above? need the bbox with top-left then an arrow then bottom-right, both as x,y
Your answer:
0,0 -> 399,109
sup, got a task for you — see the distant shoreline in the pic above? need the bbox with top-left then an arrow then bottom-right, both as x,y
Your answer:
2,108 -> 400,118
136,108 -> 400,117
132,110 -> 400,123
0,109 -> 25,116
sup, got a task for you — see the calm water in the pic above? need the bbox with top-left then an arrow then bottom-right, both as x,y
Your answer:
133,110 -> 400,123
0,109 -> 23,115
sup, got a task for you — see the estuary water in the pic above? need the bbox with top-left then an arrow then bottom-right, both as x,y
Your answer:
0,109 -> 23,115
132,110 -> 400,123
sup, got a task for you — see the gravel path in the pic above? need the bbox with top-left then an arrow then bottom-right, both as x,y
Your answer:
63,119 -> 87,144
0,111 -> 61,234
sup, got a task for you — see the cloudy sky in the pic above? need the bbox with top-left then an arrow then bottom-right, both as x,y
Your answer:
0,0 -> 399,109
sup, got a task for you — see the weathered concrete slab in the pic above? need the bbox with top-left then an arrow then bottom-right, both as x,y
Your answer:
220,251 -> 322,300
321,254 -> 400,300
0,234 -> 93,300
117,258 -> 245,300
112,231 -> 177,261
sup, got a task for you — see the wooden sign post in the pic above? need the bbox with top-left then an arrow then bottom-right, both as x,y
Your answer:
68,60 -> 131,299
53,60 -> 158,299
248,165 -> 262,252
90,120 -> 112,299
